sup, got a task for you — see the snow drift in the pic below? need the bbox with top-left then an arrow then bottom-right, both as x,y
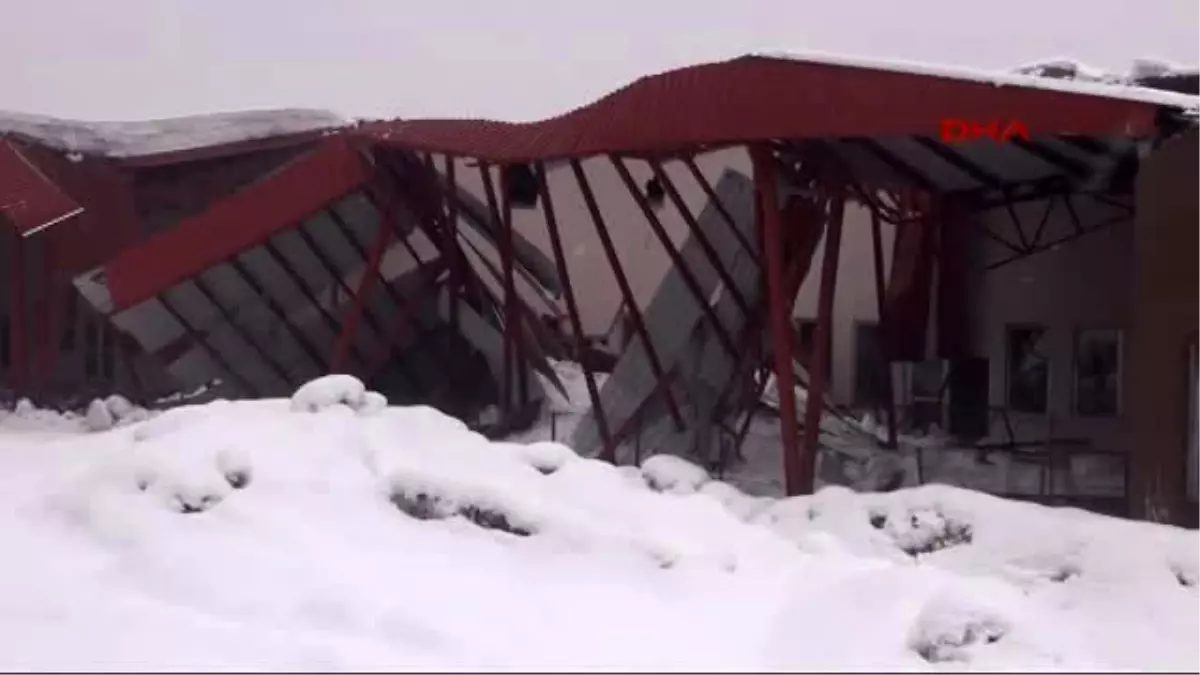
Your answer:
0,375 -> 1195,671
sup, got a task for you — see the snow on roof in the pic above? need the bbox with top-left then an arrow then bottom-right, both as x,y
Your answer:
757,51 -> 1200,112
1012,57 -> 1125,84
0,108 -> 347,159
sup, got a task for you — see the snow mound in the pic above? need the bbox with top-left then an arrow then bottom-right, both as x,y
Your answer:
907,591 -> 1012,665
290,374 -> 384,415
1,395 -> 151,433
641,453 -> 711,494
0,108 -> 345,158
0,376 -> 1195,671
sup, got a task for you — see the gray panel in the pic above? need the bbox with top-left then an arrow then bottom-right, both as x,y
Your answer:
111,298 -> 186,354
239,246 -> 316,318
305,213 -> 365,277
164,283 -> 283,395
200,265 -> 322,385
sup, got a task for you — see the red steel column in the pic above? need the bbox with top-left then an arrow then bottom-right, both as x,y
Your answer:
750,145 -> 803,495
800,191 -> 847,493
870,208 -> 899,449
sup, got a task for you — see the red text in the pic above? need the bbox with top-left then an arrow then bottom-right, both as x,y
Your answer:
940,119 -> 1031,144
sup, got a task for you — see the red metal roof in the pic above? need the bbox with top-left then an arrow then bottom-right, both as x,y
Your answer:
357,55 -> 1172,162
0,140 -> 83,236
105,138 -> 373,310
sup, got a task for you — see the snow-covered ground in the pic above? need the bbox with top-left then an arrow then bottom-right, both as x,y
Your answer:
0,375 -> 1196,671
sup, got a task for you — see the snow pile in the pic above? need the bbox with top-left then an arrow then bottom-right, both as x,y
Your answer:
0,374 -> 1195,671
0,108 -> 346,158
1012,58 -> 1127,84
0,394 -> 151,433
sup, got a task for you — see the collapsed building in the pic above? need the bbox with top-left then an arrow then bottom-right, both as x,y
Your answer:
2,54 -> 1197,525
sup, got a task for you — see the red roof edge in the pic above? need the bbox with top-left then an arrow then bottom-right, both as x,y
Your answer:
353,55 -> 1169,163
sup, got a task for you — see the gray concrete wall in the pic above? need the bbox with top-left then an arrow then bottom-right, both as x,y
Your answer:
964,195 -> 1134,450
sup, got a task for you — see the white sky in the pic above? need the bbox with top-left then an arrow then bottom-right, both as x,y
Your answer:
2,0 -> 1197,122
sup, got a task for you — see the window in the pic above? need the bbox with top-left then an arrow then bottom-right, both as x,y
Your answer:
908,359 -> 947,431
1006,325 -> 1050,414
1073,328 -> 1122,417
854,323 -> 889,407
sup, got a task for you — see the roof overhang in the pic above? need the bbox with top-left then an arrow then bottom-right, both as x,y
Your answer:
355,54 -> 1197,164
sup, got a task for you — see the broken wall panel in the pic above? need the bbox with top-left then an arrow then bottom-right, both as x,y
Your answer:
570,167 -> 759,457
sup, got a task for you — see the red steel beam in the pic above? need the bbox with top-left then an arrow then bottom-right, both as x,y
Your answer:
105,139 -> 372,311
869,208 -> 899,449
751,145 -> 804,495
610,156 -> 738,360
331,199 -> 396,373
800,191 -> 847,494
441,155 -> 462,333
534,162 -> 615,460
649,160 -> 751,317
570,159 -> 685,432
479,162 -> 516,414
681,157 -> 759,269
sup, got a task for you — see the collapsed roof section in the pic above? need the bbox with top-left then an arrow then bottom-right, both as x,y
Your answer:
4,51 -> 1196,490
68,138 -> 563,426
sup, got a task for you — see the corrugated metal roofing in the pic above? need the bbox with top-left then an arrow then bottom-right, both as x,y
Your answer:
0,140 -> 82,236
357,55 -> 1186,163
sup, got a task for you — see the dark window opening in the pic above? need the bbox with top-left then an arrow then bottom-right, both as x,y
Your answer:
854,323 -> 889,407
1073,328 -> 1121,417
503,164 -> 539,208
908,360 -> 947,431
1006,325 -> 1049,414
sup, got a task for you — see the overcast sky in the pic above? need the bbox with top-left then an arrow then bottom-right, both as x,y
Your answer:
2,0 -> 1197,122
